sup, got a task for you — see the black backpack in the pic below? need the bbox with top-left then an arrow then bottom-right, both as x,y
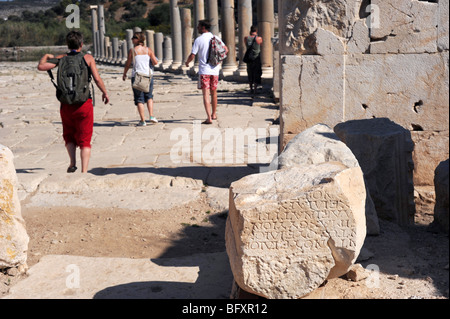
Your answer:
48,52 -> 92,105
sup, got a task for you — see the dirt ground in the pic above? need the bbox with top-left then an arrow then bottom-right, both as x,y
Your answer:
1,193 -> 448,299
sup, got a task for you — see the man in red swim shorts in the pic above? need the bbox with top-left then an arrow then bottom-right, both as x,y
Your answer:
59,98 -> 94,165
185,19 -> 228,124
38,31 -> 109,173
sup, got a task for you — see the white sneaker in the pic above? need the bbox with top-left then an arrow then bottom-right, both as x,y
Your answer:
137,120 -> 147,126
149,116 -> 158,123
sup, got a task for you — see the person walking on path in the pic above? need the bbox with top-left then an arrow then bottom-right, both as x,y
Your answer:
37,31 -> 109,174
244,25 -> 263,95
123,32 -> 159,126
185,19 -> 228,124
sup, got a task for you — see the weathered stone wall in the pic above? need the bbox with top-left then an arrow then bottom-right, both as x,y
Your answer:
0,145 -> 29,269
278,0 -> 449,187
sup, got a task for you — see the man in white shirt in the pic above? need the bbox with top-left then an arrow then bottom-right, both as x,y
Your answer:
185,19 -> 228,124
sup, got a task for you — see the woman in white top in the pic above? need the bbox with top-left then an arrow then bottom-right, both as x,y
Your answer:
123,32 -> 159,126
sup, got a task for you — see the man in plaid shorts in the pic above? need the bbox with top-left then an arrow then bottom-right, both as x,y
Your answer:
185,19 -> 228,124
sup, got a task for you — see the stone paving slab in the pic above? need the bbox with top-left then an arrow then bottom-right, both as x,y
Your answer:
3,252 -> 233,299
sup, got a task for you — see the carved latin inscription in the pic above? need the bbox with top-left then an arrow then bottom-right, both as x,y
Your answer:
242,189 -> 357,254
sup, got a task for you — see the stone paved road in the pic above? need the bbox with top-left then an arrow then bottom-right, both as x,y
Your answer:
1,62 -> 279,206
0,61 -> 279,299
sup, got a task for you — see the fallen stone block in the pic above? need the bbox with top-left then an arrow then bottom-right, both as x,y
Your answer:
346,263 -> 369,282
226,162 -> 366,299
277,123 -> 379,235
334,118 -> 416,226
0,144 -> 29,269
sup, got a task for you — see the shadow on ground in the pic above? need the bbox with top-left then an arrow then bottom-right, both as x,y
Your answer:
93,210 -> 233,299
89,165 -> 265,188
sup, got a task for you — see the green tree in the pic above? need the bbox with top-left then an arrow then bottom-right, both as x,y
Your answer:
148,3 -> 170,27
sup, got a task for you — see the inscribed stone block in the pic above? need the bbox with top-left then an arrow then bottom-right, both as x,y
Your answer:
226,162 -> 366,298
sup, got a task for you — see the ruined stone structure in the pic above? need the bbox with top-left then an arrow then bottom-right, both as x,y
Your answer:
277,0 -> 449,192
88,2 -> 448,191
0,145 -> 28,269
90,1 -> 275,78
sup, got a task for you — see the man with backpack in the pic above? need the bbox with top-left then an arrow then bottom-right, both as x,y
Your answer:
185,19 -> 228,124
38,31 -> 109,173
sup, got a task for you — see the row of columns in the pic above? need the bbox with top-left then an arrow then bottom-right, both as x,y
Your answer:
90,1 -> 274,78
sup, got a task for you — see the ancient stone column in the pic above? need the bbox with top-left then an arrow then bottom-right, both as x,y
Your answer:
163,36 -> 173,69
206,0 -> 219,35
170,0 -> 183,70
90,7 -> 98,58
108,45 -> 113,64
117,41 -> 122,65
235,0 -> 252,76
181,8 -> 193,73
221,0 -> 237,75
194,0 -> 205,39
192,0 -> 205,71
112,37 -> 119,64
126,29 -> 133,58
146,30 -> 155,53
95,32 -> 100,61
257,0 -> 274,77
97,4 -> 106,60
121,41 -> 128,65
154,32 -> 164,67
104,36 -> 111,63
272,37 -> 280,102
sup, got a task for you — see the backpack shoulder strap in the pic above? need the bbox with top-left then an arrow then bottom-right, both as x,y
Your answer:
76,52 -> 92,82
47,70 -> 58,89
46,57 -> 61,89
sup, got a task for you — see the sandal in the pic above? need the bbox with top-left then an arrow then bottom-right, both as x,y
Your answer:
67,166 -> 77,173
202,120 -> 213,125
